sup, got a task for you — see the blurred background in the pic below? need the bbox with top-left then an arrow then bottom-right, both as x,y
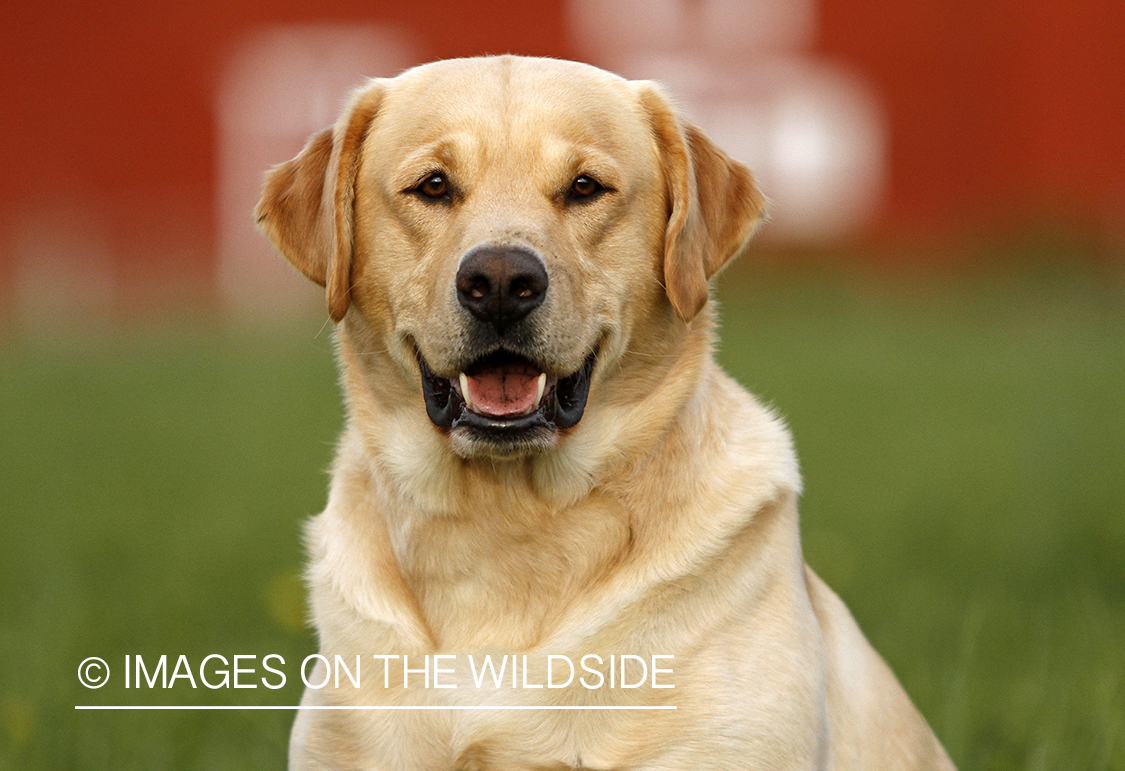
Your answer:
1,1 -> 1122,769
3,0 -> 1124,319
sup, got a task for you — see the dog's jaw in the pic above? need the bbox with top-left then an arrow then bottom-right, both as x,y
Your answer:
418,348 -> 598,459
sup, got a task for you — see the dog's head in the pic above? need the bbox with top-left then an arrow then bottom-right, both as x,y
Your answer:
256,56 -> 765,462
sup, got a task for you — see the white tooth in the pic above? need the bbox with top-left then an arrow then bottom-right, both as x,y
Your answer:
459,372 -> 472,410
534,372 -> 547,408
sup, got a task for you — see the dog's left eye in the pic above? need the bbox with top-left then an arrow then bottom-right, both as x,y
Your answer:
416,173 -> 450,199
568,175 -> 605,201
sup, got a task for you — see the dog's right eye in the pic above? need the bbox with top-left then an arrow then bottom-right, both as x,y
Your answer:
568,175 -> 604,201
414,173 -> 450,200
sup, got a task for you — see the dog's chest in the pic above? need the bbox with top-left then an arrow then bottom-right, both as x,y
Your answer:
369,690 -> 676,771
393,494 -> 635,650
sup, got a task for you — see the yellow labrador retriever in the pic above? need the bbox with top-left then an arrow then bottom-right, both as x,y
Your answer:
256,55 -> 955,771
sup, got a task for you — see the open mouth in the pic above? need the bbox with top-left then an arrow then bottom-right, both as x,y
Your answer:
419,348 -> 596,437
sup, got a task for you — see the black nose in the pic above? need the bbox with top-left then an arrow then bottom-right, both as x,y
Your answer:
456,246 -> 548,331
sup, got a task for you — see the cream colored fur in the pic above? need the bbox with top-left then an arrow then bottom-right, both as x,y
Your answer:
255,55 -> 955,771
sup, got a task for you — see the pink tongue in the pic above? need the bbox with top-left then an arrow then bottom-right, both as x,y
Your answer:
465,367 -> 540,416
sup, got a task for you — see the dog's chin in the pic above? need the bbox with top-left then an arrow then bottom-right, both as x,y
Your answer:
418,348 -> 596,459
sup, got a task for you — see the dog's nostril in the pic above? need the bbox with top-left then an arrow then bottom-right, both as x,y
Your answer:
513,279 -> 536,300
456,246 -> 548,331
467,279 -> 489,300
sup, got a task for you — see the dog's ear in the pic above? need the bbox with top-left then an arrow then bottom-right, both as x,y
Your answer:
254,82 -> 385,322
636,83 -> 767,323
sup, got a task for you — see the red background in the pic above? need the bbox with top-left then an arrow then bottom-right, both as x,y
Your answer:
2,0 -> 1123,310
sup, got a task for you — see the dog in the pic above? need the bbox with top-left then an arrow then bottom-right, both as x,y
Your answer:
255,55 -> 955,771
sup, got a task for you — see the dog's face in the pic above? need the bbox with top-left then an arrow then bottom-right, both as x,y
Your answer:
256,56 -> 765,460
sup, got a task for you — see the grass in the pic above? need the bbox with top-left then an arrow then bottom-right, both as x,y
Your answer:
1,265 -> 1123,769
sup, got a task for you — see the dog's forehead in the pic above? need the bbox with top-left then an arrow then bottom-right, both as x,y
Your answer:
373,57 -> 650,160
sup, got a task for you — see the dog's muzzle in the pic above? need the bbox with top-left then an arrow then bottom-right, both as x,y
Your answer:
418,244 -> 595,444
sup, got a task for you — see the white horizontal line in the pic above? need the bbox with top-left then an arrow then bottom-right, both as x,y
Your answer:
75,705 -> 676,711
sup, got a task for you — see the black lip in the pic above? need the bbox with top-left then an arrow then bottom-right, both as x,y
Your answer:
418,349 -> 596,437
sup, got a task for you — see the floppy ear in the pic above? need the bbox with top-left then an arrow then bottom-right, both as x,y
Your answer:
636,83 -> 768,323
254,82 -> 385,322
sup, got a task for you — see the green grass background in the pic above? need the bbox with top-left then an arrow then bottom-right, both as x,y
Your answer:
1,265 -> 1122,769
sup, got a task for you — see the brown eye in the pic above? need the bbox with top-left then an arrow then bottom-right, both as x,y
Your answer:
570,175 -> 602,199
418,173 -> 448,199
